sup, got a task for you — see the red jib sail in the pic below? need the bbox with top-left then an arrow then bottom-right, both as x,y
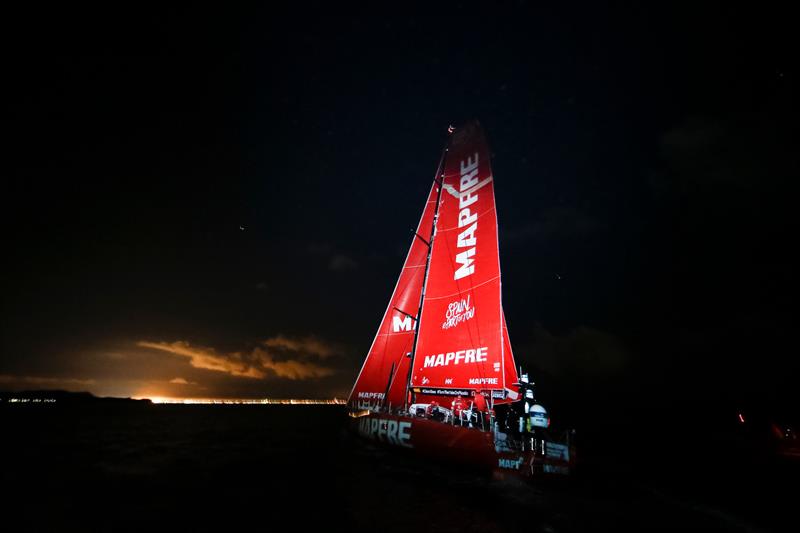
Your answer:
347,182 -> 438,410
411,122 -> 511,398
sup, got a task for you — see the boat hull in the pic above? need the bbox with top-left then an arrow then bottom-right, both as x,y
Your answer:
350,411 -> 574,477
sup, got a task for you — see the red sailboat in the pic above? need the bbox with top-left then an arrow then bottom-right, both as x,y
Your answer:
348,122 -> 574,477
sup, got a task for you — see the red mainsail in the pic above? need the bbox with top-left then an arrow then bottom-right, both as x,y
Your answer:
347,182 -> 438,410
410,123 -> 510,398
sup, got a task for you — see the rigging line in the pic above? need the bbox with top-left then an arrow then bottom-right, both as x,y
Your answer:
495,180 -> 508,394
393,307 -> 417,321
435,206 -> 496,233
376,331 -> 421,337
384,334 -> 414,404
441,175 -> 493,200
378,259 -> 425,393
413,231 -> 431,247
404,139 -> 449,411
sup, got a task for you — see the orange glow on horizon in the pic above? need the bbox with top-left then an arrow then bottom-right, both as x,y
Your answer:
135,396 -> 345,405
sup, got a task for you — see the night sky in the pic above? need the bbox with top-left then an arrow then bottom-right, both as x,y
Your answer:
3,6 -> 796,412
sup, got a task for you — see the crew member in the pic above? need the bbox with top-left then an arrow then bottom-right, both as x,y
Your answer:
472,391 -> 487,429
451,395 -> 466,425
425,399 -> 440,419
517,373 -> 536,450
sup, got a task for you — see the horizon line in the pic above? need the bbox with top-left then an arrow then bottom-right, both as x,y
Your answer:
138,396 -> 347,405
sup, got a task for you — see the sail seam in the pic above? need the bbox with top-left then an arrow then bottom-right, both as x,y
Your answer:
422,275 -> 501,300
435,206 -> 496,233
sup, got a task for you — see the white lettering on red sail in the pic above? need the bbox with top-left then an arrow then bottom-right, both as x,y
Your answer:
422,346 -> 488,367
441,295 -> 474,330
347,182 -> 438,410
356,392 -> 384,400
469,377 -> 499,385
411,123 -> 504,392
392,315 -> 414,332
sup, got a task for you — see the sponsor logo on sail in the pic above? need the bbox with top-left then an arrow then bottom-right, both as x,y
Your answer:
469,377 -> 498,385
454,153 -> 481,280
355,391 -> 385,410
442,295 -> 475,330
423,347 -> 488,368
357,392 -> 384,400
392,314 -> 414,332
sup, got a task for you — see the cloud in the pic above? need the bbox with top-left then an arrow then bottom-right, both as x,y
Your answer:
261,335 -> 336,359
0,374 -> 96,388
248,335 -> 340,379
137,341 -> 265,378
252,347 -> 335,380
137,335 -> 338,381
169,377 -> 190,385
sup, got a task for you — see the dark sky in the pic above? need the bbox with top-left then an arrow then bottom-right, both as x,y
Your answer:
2,6 -> 796,409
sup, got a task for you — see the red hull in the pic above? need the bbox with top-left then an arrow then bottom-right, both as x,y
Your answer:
350,412 -> 574,477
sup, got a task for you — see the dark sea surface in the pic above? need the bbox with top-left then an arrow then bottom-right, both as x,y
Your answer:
1,404 -> 794,532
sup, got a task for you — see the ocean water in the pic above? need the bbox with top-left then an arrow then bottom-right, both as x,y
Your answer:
1,404 -> 793,532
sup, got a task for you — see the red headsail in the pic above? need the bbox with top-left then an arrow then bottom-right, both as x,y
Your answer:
347,182 -> 438,410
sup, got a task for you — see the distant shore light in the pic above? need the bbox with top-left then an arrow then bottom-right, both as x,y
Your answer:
141,397 -> 345,405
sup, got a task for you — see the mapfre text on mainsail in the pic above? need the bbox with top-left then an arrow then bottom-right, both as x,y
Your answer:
423,346 -> 488,368
454,153 -> 480,280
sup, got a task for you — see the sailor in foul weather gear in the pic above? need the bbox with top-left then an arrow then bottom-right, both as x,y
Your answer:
472,391 -> 487,429
425,400 -> 440,418
451,395 -> 466,425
